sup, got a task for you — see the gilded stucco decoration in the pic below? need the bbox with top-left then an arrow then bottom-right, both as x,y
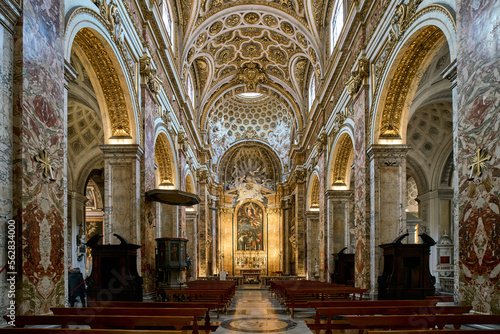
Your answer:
380,26 -> 443,138
92,0 -> 124,44
155,133 -> 174,185
332,134 -> 353,185
234,62 -> 268,91
74,28 -> 131,137
182,5 -> 322,124
389,0 -> 424,42
346,57 -> 369,96
310,175 -> 320,208
140,54 -> 162,95
219,144 -> 281,202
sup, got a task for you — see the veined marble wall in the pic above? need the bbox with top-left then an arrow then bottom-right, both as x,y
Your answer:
13,0 -> 66,314
141,86 -> 156,294
456,0 -> 500,314
0,0 -> 21,321
353,86 -> 370,289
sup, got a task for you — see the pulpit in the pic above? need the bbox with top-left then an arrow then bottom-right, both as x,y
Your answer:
332,247 -> 354,286
378,233 -> 436,300
156,237 -> 188,289
86,234 -> 143,301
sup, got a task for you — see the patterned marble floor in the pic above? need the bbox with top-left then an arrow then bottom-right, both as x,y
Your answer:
214,285 -> 314,334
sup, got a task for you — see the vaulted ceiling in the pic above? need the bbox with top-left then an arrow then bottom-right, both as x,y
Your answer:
175,0 -> 328,136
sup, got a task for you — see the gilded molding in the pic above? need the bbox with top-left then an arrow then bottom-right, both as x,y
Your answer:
379,26 -> 442,138
155,133 -> 174,185
310,176 -> 319,208
74,28 -> 131,137
332,135 -> 352,185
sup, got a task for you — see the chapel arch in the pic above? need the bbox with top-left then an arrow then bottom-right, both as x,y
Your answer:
328,132 -> 354,190
154,132 -> 177,188
70,27 -> 138,143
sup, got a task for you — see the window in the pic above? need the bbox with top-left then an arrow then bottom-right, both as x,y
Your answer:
186,73 -> 194,105
309,74 -> 316,111
162,1 -> 174,43
330,0 -> 344,53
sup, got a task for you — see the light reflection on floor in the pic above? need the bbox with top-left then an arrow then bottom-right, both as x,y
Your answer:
213,285 -> 314,334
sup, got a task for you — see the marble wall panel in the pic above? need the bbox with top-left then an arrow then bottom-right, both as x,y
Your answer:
186,213 -> 197,279
318,153 -> 327,281
306,213 -> 319,279
296,182 -> 306,276
267,209 -> 280,275
141,87 -> 156,293
353,86 -> 370,289
197,184 -> 208,277
456,0 -> 500,314
12,0 -> 66,314
0,0 -> 20,319
220,209 -> 233,274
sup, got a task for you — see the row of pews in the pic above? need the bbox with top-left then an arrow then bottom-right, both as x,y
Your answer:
268,279 -> 500,334
3,280 -> 237,334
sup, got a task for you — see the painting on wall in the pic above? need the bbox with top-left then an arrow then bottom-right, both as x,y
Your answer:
237,202 -> 264,251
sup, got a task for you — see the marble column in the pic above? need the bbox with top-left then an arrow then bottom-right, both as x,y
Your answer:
352,85 -> 370,289
305,211 -> 319,280
100,144 -> 143,247
456,0 -> 500,314
367,144 -> 410,298
12,0 -> 66,314
0,0 -> 21,320
326,190 -> 354,280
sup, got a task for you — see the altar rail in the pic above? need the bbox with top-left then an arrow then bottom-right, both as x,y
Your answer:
198,276 -> 244,285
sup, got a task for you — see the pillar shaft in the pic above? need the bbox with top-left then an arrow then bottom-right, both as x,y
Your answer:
367,144 -> 410,298
100,144 -> 143,245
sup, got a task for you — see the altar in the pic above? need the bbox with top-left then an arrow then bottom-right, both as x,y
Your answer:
239,268 -> 262,281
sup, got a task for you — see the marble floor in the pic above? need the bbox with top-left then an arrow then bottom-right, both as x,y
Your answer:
214,285 -> 314,334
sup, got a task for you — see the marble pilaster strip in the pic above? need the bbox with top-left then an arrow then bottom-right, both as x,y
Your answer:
12,0 -> 66,314
456,0 -> 500,314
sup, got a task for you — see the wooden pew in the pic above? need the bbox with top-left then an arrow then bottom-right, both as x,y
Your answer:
160,289 -> 228,316
6,315 -> 192,331
308,306 -> 472,334
368,330 -> 500,334
285,287 -> 367,317
307,299 -> 440,309
345,314 -> 500,334
0,330 -> 182,334
51,307 -> 217,334
87,300 -> 219,320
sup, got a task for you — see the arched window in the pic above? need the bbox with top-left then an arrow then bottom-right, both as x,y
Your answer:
162,1 -> 174,44
308,73 -> 316,111
186,73 -> 194,105
330,0 -> 344,53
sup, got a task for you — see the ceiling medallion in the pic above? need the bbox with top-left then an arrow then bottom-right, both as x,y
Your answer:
209,21 -> 223,35
243,12 -> 260,24
263,15 -> 278,27
235,62 -> 268,92
225,14 -> 241,27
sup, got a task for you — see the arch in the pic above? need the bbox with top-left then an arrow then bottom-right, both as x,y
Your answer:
65,8 -> 139,143
154,132 -> 177,187
406,155 -> 429,195
307,172 -> 320,210
186,173 -> 195,194
327,130 -> 354,190
218,141 -> 282,189
370,5 -> 457,145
